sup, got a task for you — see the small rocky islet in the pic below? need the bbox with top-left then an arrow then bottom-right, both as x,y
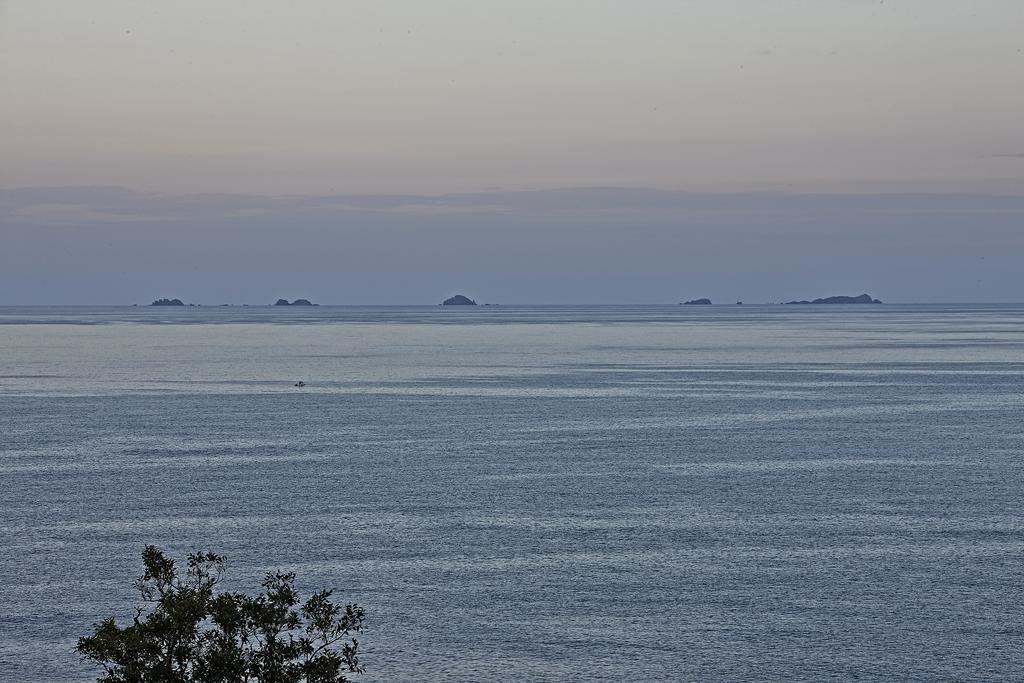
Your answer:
785,294 -> 882,304
274,299 -> 315,306
442,294 -> 477,306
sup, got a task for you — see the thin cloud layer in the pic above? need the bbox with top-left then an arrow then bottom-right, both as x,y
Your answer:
2,186 -> 1023,305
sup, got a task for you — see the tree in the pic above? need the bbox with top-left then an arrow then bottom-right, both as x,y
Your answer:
77,546 -> 366,683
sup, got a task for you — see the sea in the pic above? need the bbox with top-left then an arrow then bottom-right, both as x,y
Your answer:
1,304 -> 1023,681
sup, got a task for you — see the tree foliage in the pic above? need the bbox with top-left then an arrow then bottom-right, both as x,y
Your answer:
77,546 -> 366,683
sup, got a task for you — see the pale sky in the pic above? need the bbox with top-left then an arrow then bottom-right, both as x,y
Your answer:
1,2 -> 1023,303
3,0 -> 1023,193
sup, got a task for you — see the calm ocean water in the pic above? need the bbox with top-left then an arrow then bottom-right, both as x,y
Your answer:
1,304 -> 1023,681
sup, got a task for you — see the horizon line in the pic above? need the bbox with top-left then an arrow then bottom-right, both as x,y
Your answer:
2,301 -> 1023,308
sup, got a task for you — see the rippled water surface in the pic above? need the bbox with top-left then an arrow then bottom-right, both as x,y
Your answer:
2,305 -> 1023,681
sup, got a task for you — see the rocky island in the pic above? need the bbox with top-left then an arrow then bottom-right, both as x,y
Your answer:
785,294 -> 882,304
442,294 -> 477,306
682,298 -> 712,305
150,298 -> 185,306
274,299 -> 315,306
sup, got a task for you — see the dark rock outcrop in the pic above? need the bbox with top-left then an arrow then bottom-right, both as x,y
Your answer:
682,298 -> 712,305
442,294 -> 477,306
786,294 -> 882,305
274,299 -> 316,306
150,298 -> 184,306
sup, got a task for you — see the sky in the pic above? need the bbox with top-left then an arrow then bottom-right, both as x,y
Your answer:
2,1 -> 1023,303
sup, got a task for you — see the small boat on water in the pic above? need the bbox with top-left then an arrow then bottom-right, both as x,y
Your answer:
294,381 -> 306,387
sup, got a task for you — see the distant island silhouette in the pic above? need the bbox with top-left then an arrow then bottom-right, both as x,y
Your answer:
139,294 -> 888,307
785,294 -> 882,304
442,294 -> 477,306
274,299 -> 316,306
